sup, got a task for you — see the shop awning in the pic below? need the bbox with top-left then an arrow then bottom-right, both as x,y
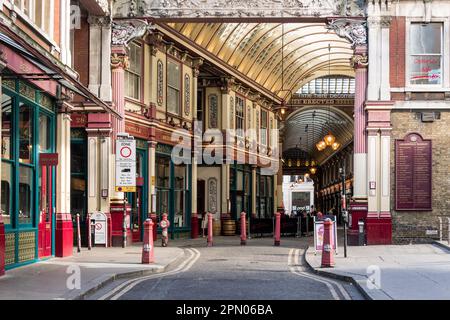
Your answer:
0,27 -> 122,120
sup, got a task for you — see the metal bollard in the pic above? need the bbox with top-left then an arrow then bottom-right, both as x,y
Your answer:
274,212 -> 281,246
439,217 -> 443,241
87,214 -> 92,250
207,212 -> 213,247
447,217 -> 450,245
321,218 -> 335,267
123,204 -> 127,248
240,212 -> 247,246
76,213 -> 81,253
142,219 -> 155,264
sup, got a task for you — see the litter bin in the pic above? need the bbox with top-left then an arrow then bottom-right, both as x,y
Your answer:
358,219 -> 366,246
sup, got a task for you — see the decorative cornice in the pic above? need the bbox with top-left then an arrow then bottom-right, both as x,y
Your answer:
87,15 -> 112,27
326,19 -> 367,48
114,0 -> 365,18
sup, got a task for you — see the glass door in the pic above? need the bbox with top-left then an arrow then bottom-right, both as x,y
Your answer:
38,164 -> 52,258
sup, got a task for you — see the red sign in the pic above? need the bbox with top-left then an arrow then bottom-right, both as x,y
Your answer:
39,153 -> 59,166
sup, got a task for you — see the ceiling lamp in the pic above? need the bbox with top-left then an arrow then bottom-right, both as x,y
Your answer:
310,167 -> 317,175
296,159 -> 301,167
304,173 -> 310,179
316,140 -> 326,151
324,131 -> 336,146
331,141 -> 341,151
288,159 -> 292,167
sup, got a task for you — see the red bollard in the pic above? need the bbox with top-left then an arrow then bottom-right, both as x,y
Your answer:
207,212 -> 213,247
76,214 -> 81,253
321,218 -> 335,268
142,219 -> 155,264
240,212 -> 247,245
87,214 -> 92,250
274,212 -> 281,246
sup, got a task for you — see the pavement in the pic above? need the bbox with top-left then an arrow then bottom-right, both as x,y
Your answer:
305,241 -> 450,300
0,244 -> 185,300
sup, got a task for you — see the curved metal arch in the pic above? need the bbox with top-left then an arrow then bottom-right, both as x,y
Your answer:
286,59 -> 353,95
244,24 -> 324,77
265,51 -> 352,91
283,58 -> 353,93
290,71 -> 355,95
225,23 -> 270,65
255,36 -> 351,85
216,23 -> 255,60
232,23 -> 282,71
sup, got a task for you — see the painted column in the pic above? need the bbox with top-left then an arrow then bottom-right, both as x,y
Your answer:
251,165 -> 257,219
380,17 -> 392,101
350,46 -> 369,202
88,16 -> 102,96
0,57 -> 5,275
365,102 -> 393,244
55,110 -> 73,257
111,46 -> 128,140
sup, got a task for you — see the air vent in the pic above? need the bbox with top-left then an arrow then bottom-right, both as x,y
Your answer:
421,112 -> 436,122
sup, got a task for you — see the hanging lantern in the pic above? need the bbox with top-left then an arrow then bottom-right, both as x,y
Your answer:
288,159 -> 292,167
311,160 -> 316,166
331,141 -> 341,151
310,167 -> 317,174
296,159 -> 301,167
304,173 -> 310,179
324,131 -> 336,146
305,160 -> 309,167
316,140 -> 326,151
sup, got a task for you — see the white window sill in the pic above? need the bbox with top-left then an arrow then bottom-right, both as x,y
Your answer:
391,87 -> 450,93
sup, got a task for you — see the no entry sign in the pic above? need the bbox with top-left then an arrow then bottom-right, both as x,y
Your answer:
115,137 -> 136,192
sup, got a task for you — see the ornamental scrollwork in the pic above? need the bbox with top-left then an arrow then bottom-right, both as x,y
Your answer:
111,53 -> 130,70
113,0 -> 366,18
208,94 -> 218,128
184,74 -> 191,116
326,19 -> 367,48
111,20 -> 152,47
350,54 -> 368,68
157,60 -> 164,106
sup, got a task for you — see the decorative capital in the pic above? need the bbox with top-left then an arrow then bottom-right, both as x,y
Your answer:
326,19 -> 367,48
111,53 -> 129,70
87,15 -> 111,27
350,54 -> 368,69
380,16 -> 392,28
111,20 -> 150,47
220,77 -> 235,94
192,58 -> 204,78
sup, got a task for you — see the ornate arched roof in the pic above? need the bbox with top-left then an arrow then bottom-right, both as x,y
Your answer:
166,22 -> 354,100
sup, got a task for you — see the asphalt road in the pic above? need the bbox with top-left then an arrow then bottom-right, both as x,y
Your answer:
87,237 -> 364,300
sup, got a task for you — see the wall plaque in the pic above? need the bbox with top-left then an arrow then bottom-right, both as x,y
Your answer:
395,133 -> 432,211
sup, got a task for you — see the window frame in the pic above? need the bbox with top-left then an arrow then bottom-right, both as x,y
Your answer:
405,18 -> 449,90
235,95 -> 245,137
166,58 -> 182,116
125,41 -> 143,101
260,109 -> 268,146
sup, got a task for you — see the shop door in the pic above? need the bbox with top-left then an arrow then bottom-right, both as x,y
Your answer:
129,186 -> 143,242
38,165 -> 53,258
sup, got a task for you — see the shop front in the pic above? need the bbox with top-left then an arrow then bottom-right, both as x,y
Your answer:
125,139 -> 148,242
1,79 -> 56,268
155,144 -> 191,239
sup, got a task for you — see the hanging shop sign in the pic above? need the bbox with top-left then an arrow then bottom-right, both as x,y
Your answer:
115,134 -> 136,192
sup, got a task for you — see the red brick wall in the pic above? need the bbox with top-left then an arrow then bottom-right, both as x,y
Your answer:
390,17 -> 406,91
73,17 -> 89,86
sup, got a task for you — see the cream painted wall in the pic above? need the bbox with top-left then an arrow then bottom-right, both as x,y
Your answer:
197,166 -> 222,219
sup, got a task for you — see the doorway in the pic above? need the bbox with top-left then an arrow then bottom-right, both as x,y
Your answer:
38,164 -> 53,258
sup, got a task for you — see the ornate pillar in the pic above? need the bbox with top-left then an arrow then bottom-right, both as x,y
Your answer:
365,101 -> 393,245
0,54 -> 6,276
55,106 -> 73,257
351,48 -> 369,203
251,165 -> 257,219
111,47 -> 128,140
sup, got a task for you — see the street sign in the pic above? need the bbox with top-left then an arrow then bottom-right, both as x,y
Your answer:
115,136 -> 136,192
91,212 -> 107,245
